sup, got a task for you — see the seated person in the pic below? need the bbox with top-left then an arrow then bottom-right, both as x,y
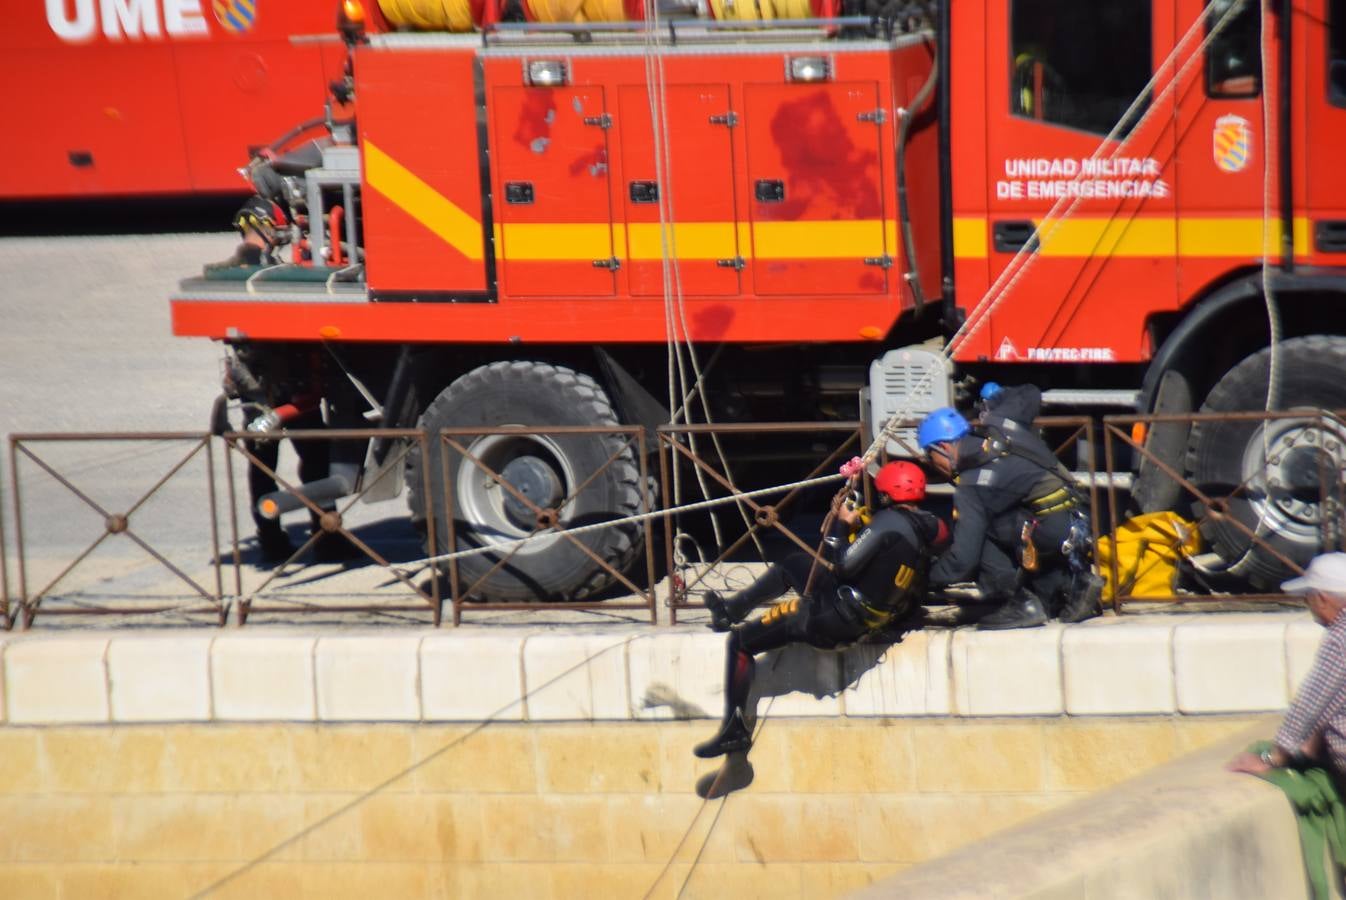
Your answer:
204,195 -> 284,273
694,461 -> 949,758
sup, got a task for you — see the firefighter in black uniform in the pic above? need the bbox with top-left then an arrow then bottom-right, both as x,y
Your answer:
204,195 -> 283,273
693,461 -> 949,758
918,404 -> 1104,630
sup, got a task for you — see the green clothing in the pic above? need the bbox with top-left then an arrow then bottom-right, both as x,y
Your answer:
1250,740 -> 1346,900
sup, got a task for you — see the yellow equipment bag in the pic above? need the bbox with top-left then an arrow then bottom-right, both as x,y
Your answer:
1095,511 -> 1201,601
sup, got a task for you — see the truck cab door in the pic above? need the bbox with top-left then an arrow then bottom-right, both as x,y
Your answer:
1305,0 -> 1346,262
971,0 -> 1177,365
1172,0 -> 1283,296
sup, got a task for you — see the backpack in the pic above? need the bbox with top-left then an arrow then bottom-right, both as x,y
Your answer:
1095,512 -> 1201,600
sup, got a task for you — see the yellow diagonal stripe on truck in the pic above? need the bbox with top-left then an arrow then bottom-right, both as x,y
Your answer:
363,140 -> 484,261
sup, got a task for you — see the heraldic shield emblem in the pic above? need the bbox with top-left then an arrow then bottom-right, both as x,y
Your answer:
214,0 -> 258,33
1213,114 -> 1251,173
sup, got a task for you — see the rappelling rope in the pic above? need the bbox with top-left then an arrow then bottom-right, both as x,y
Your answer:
642,0 -> 733,558
393,1 -> 1247,579
405,469 -> 845,570
1210,0 -> 1286,579
641,2 -> 767,564
189,637 -> 647,898
841,0 -> 1249,487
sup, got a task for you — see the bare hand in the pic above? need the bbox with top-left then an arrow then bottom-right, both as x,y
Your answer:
837,503 -> 861,530
1225,751 -> 1271,775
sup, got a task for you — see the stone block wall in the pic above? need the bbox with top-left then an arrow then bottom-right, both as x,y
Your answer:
0,715 -> 1266,899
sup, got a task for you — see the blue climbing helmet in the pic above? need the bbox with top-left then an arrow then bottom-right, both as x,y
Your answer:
917,406 -> 971,451
979,381 -> 1003,402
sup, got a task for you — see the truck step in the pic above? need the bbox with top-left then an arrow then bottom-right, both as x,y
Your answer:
1040,389 -> 1140,409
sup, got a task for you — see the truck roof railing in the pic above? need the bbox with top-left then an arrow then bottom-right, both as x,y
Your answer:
480,14 -> 931,47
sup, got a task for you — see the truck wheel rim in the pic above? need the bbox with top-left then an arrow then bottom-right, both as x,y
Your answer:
455,432 -> 576,556
1238,413 -> 1346,543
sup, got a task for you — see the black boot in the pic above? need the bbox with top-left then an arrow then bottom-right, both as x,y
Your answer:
977,589 -> 1049,630
703,591 -> 733,632
256,523 -> 294,563
693,709 -> 752,758
709,567 -> 790,630
1058,572 -> 1104,624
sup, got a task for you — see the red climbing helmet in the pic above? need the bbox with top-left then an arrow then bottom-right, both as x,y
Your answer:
874,460 -> 926,503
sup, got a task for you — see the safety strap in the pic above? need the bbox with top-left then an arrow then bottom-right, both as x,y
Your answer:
979,423 -> 1084,511
1030,486 -> 1079,516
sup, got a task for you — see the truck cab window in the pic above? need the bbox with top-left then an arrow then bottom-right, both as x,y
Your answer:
1331,0 -> 1346,106
1010,0 -> 1152,136
1206,0 -> 1260,98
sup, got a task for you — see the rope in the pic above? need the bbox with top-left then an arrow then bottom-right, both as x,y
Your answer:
403,470 -> 845,570
1192,0 -> 1284,578
641,659 -> 784,900
191,637 -> 640,897
848,0 -> 1248,480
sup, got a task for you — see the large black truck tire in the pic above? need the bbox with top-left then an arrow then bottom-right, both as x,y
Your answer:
405,361 -> 644,602
1185,335 -> 1346,589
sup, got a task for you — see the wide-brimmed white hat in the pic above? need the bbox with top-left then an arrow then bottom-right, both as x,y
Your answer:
1281,553 -> 1346,594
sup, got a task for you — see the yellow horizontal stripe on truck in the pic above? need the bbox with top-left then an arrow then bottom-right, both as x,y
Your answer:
751,220 -> 885,258
1036,215 -> 1174,257
364,141 -> 484,261
625,222 -> 737,259
953,217 -> 988,259
499,223 -> 613,259
1178,216 -> 1311,256
952,216 -> 1312,259
492,220 -> 900,261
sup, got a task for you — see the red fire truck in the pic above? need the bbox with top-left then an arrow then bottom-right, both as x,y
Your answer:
170,0 -> 1346,600
4,1 -> 341,198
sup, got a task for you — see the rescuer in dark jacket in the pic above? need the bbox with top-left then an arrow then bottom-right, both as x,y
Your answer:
203,195 -> 283,274
919,404 -> 1103,630
978,381 -> 1041,427
693,461 -> 949,758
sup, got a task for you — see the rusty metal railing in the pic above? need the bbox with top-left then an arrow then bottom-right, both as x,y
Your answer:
0,411 -> 1340,627
436,425 -> 657,624
1,476 -> 11,629
657,422 -> 861,623
222,428 -> 442,625
1101,410 -> 1346,612
7,433 -> 226,628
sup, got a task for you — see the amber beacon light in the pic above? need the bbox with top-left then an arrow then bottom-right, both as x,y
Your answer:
338,0 -> 367,42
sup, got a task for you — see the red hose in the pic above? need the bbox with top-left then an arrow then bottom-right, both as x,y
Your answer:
329,205 -> 346,266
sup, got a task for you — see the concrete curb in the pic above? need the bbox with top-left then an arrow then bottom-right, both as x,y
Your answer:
0,611 -> 1320,725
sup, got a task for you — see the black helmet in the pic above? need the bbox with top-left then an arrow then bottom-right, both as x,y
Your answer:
232,194 -> 283,245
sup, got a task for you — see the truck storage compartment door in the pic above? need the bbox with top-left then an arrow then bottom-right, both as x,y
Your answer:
617,84 -> 741,296
744,82 -> 888,296
492,86 -> 617,297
